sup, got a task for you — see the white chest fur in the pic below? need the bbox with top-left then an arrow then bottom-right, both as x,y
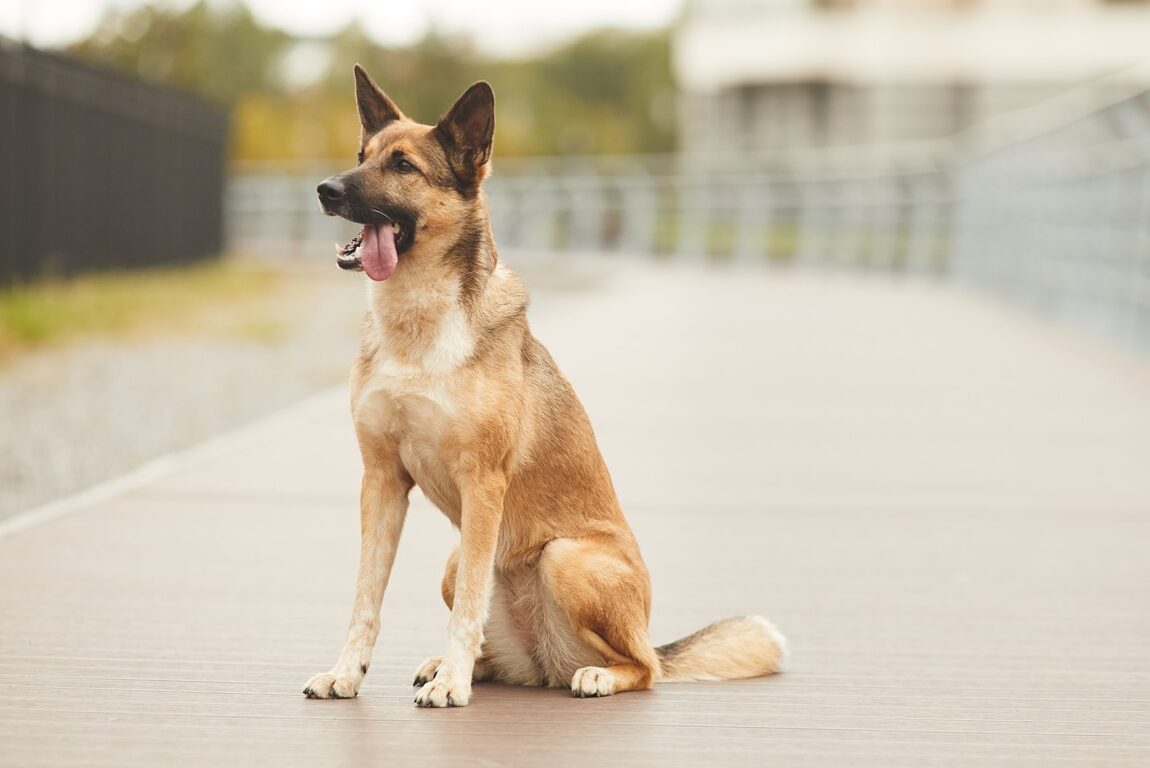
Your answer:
354,298 -> 474,421
351,284 -> 477,516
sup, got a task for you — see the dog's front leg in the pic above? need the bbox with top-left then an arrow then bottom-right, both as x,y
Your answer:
304,461 -> 411,699
414,474 -> 505,708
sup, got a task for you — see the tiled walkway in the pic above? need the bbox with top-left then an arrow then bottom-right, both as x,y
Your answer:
2,262 -> 1148,766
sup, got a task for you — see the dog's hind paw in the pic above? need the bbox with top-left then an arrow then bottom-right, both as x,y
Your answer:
413,656 -> 443,687
302,670 -> 361,699
571,666 -> 616,698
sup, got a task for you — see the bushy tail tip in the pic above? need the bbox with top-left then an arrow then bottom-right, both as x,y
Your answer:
656,615 -> 787,683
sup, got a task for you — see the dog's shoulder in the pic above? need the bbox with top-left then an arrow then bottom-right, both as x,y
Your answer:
473,261 -> 528,333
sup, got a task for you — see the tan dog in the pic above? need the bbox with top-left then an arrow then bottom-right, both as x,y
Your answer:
303,65 -> 786,708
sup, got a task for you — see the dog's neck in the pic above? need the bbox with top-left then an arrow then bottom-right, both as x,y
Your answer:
363,206 -> 499,370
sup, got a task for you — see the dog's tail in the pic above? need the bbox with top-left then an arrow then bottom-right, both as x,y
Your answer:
655,615 -> 787,682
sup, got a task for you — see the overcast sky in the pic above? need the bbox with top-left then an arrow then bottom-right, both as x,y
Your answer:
0,0 -> 683,55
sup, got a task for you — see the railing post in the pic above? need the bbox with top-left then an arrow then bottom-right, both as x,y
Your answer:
619,174 -> 657,257
677,174 -> 710,262
735,175 -> 769,265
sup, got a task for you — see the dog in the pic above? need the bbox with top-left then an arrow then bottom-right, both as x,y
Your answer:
303,65 -> 786,708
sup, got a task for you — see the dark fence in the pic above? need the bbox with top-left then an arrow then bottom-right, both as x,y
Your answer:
0,40 -> 228,285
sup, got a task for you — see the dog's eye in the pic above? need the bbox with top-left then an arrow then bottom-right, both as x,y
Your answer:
357,150 -> 365,164
392,158 -> 416,173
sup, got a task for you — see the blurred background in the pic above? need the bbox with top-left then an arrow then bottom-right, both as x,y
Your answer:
2,0 -> 1150,517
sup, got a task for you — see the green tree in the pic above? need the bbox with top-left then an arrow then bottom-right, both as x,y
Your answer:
66,3 -> 677,161
70,0 -> 290,105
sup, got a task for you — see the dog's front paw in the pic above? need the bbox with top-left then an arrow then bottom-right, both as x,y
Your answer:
302,670 -> 361,699
413,669 -> 471,708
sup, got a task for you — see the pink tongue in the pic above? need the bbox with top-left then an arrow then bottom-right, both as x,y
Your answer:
360,223 -> 398,281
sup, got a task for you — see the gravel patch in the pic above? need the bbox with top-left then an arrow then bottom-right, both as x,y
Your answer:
0,268 -> 363,518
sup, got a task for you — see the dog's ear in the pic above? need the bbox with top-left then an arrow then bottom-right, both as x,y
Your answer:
354,64 -> 403,136
435,82 -> 495,187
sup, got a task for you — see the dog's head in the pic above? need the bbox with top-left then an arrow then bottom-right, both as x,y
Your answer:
318,65 -> 495,281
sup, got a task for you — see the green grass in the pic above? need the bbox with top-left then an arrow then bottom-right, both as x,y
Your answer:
0,260 -> 283,361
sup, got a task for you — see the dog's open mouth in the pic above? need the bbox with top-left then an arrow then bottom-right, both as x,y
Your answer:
336,221 -> 407,281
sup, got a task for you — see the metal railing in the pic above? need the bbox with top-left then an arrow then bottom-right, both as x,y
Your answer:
227,76 -> 1150,355
483,158 -> 954,274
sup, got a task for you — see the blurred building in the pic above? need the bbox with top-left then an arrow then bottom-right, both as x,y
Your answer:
673,0 -> 1150,155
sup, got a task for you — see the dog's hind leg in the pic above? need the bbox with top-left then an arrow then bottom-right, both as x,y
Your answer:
538,537 -> 661,698
304,450 -> 412,699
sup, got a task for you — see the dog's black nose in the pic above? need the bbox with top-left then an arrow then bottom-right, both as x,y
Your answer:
317,178 -> 346,202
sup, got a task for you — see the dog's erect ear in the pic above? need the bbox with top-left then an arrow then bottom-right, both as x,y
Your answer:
435,82 -> 495,183
354,64 -> 403,136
